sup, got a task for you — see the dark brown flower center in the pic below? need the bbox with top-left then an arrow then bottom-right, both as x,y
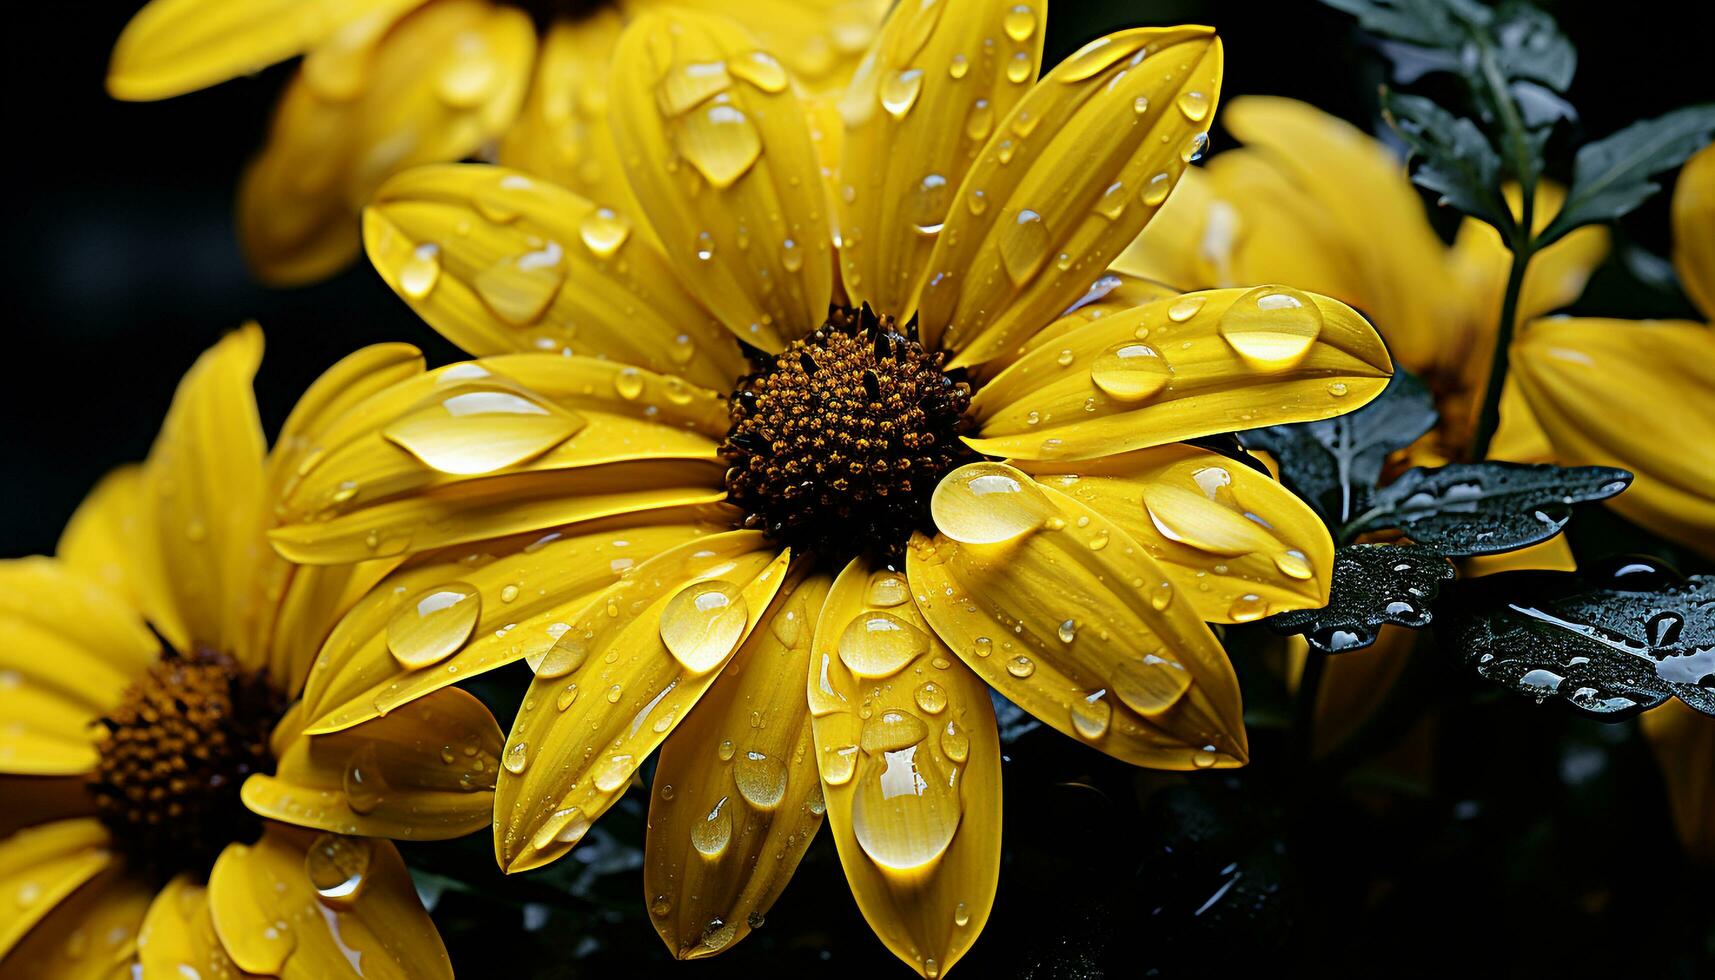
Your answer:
721,306 -> 978,561
89,651 -> 286,880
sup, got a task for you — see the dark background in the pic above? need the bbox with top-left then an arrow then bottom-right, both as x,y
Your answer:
4,2 -> 1714,977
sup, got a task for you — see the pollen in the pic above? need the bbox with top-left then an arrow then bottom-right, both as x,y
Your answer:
721,305 -> 978,560
89,651 -> 287,879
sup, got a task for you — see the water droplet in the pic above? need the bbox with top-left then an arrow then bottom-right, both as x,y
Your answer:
1113,658 -> 1191,715
678,104 -> 762,188
1142,172 -> 1172,206
651,895 -> 673,917
474,240 -> 567,326
1326,381 -> 1349,397
386,582 -> 480,669
438,47 -> 499,108
692,797 -> 734,856
965,99 -> 994,140
695,231 -> 716,261
839,611 -> 929,678
781,237 -> 804,272
1192,748 -> 1218,768
1229,593 -> 1268,622
593,754 -> 634,793
1274,550 -> 1313,580
1176,90 -> 1210,121
1096,180 -> 1129,220
1132,95 -> 1151,115
1090,342 -> 1172,403
1181,131 -> 1209,163
342,744 -> 387,815
914,682 -> 949,714
1006,655 -> 1035,678
660,580 -> 749,674
1057,619 -> 1079,643
556,683 -> 579,711
1005,51 -> 1033,83
384,385 -> 583,476
882,68 -> 925,118
399,243 -> 441,299
948,53 -> 969,79
866,571 -> 911,607
700,917 -> 737,951
1150,579 -> 1174,610
533,805 -> 590,849
1004,4 -> 1038,41
305,834 -> 371,905
910,173 -> 950,236
999,208 -> 1050,283
954,901 -> 971,927
851,743 -> 961,871
579,208 -> 631,258
1058,33 -> 1149,81
1217,285 -> 1324,370
932,461 -> 1054,545
614,367 -> 645,400
1168,295 -> 1206,322
1069,694 -> 1111,740
735,751 -> 789,809
503,741 -> 529,774
728,50 -> 787,92
822,743 -> 859,785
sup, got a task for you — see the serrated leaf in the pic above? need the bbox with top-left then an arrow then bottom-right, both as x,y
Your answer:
1383,90 -> 1514,233
1491,3 -> 1576,91
1319,0 -> 1490,47
1346,462 -> 1632,556
1437,565 -> 1715,719
1538,104 -> 1715,246
1239,370 -> 1438,527
1269,544 -> 1455,654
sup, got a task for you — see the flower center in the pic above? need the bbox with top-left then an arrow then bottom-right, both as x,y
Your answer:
721,306 -> 978,561
90,652 -> 287,880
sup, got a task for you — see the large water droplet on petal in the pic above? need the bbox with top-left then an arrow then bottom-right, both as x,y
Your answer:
999,208 -> 1050,283
1090,343 -> 1172,403
881,68 -> 925,118
932,462 -> 1054,545
1176,90 -> 1210,121
690,797 -> 734,857
657,59 -> 732,116
532,805 -> 590,850
398,243 -> 441,299
729,50 -> 788,93
1003,4 -> 1037,41
305,833 -> 372,906
473,240 -> 568,326
734,750 -> 788,810
839,612 -> 929,678
860,708 -> 929,753
678,104 -> 763,189
1217,285 -> 1324,370
1112,657 -> 1191,716
579,208 -> 631,259
384,386 -> 584,476
342,744 -> 388,815
851,745 -> 962,871
1140,484 -> 1273,557
1069,693 -> 1112,740
386,582 -> 481,669
661,580 -> 749,673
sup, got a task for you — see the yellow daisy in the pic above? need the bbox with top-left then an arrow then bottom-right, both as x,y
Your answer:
107,0 -> 888,285
267,2 -> 1392,974
0,328 -> 505,977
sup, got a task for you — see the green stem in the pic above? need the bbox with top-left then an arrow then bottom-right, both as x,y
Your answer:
1467,229 -> 1534,461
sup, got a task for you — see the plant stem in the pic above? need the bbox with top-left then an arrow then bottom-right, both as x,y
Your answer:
1467,230 -> 1534,461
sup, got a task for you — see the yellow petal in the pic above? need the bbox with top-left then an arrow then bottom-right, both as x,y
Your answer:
909,464 -> 1248,769
0,866 -> 151,979
208,824 -> 451,978
667,0 -> 890,95
298,512 -> 728,733
1462,533 -> 1576,577
810,555 -> 1001,979
608,8 -> 834,350
1641,700 -> 1714,863
1017,444 -> 1335,622
967,286 -> 1392,461
1216,96 -> 1459,373
1512,318 -> 1715,556
835,0 -> 1046,319
140,325 -> 267,657
1672,142 -> 1715,322
243,688 -> 502,840
498,11 -> 637,210
56,466 -> 148,609
1108,165 -> 1221,291
107,0 -> 425,100
919,27 -> 1222,366
138,876 -> 250,980
367,164 -> 747,387
1485,375 -> 1555,464
239,1 -> 536,285
0,819 -> 113,959
494,532 -> 789,873
644,567 -> 830,959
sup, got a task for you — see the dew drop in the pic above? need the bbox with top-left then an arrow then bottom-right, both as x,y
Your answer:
931,461 -> 1053,544
1096,180 -> 1129,220
1113,658 -> 1191,716
1006,655 -> 1036,678
865,571 -> 911,608
1005,51 -> 1033,83
502,741 -> 529,774
851,744 -> 961,870
342,744 -> 387,815
533,806 -> 590,849
660,580 -> 749,674
473,241 -> 568,326
1090,342 -> 1172,403
1057,619 -> 1078,644
728,50 -> 787,92
999,208 -> 1050,283
578,208 -> 631,258
1217,285 -> 1324,370
735,751 -> 788,810
881,68 -> 925,118
914,682 -> 949,714
839,611 -> 929,678
1176,90 -> 1210,121
399,243 -> 441,299
304,834 -> 372,906
614,367 -> 645,400
1274,550 -> 1313,580
1168,295 -> 1206,322
678,104 -> 763,188
1003,4 -> 1037,41
1142,172 -> 1172,206
822,743 -> 859,785
1069,693 -> 1112,740
386,582 -> 480,670
1228,593 -> 1268,622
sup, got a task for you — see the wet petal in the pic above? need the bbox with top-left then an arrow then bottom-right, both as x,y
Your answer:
1641,699 -> 1714,863
909,464 -> 1248,769
669,0 -> 889,95
297,513 -> 727,733
919,26 -> 1222,366
56,466 -> 148,610
608,8 -> 834,350
967,287 -> 1392,460
0,865 -> 150,978
1512,318 -> 1715,556
366,164 -> 745,387
107,0 -> 425,100
494,533 -> 790,872
243,688 -> 502,840
0,819 -> 114,958
1672,142 -> 1715,322
644,568 -> 830,959
239,1 -> 535,285
836,0 -> 1046,318
208,824 -> 450,978
1018,444 -> 1335,622
809,555 -> 1001,979
138,876 -> 250,980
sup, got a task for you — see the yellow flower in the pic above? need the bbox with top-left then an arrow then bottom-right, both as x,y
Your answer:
0,328 -> 504,977
107,0 -> 888,285
269,3 -> 1392,974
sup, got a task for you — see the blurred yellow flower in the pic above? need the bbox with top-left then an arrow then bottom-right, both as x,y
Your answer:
0,328 -> 501,977
260,2 -> 1395,974
108,0 -> 889,284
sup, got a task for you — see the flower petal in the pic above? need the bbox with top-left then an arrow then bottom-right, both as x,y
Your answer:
0,865 -> 151,979
608,8 -> 834,350
809,555 -> 1001,979
669,0 -> 889,95
367,164 -> 747,387
298,512 -> 728,733
208,824 -> 451,978
0,819 -> 114,959
239,1 -> 536,285
243,688 -> 502,840
908,464 -> 1248,768
56,466 -> 148,609
835,0 -> 1046,319
498,11 -> 637,210
1512,318 -> 1715,556
919,27 -> 1222,366
644,567 -> 830,959
107,0 -> 425,100
1017,444 -> 1335,622
138,876 -> 251,980
494,532 -> 790,873
1641,700 -> 1714,863
967,287 -> 1392,461
1673,143 -> 1715,323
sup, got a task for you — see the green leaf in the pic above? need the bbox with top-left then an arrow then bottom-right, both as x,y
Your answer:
1382,90 -> 1515,233
1537,104 -> 1715,246
1239,370 -> 1438,527
1436,561 -> 1715,719
1319,0 -> 1490,47
1270,544 -> 1456,654
1491,2 -> 1575,92
1345,462 -> 1632,556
